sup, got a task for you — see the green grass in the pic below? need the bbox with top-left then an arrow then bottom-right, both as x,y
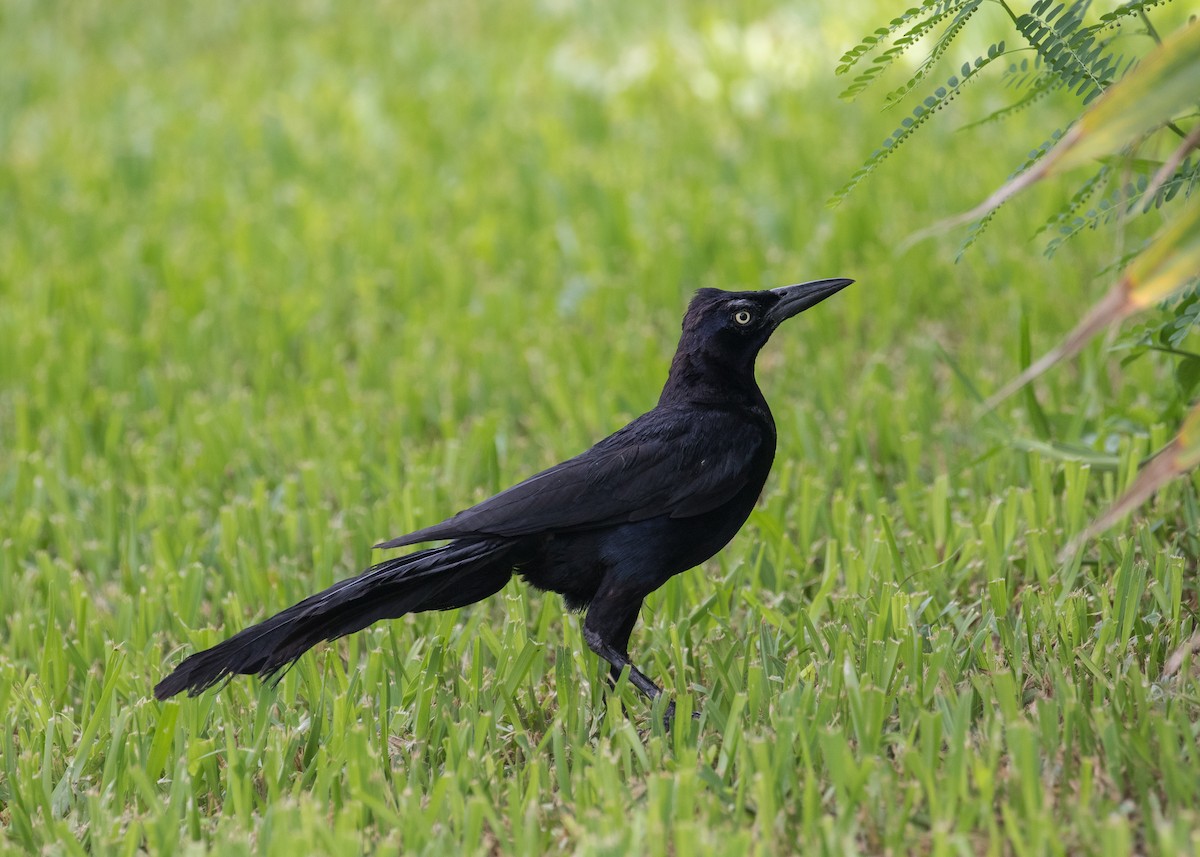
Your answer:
3,0 -> 1200,854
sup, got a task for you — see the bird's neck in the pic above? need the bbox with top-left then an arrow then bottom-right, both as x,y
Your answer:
658,347 -> 769,412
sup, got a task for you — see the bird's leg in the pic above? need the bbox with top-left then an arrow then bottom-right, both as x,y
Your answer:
582,625 -> 663,700
584,583 -> 702,726
583,591 -> 662,701
606,603 -> 643,689
582,624 -> 700,727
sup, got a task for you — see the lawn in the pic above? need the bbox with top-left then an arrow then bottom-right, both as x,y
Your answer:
2,0 -> 1199,854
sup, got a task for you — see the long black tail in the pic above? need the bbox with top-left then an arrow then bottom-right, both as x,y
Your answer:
154,538 -> 518,699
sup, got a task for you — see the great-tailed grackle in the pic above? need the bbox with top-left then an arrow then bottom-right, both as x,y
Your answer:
154,279 -> 852,712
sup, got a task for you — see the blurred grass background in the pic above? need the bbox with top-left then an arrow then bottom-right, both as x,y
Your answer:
2,0 -> 1198,854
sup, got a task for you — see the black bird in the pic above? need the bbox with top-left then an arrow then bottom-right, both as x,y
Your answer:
154,279 -> 852,711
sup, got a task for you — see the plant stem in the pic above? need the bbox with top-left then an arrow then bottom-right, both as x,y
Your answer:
995,0 -> 1021,26
1139,9 -> 1163,45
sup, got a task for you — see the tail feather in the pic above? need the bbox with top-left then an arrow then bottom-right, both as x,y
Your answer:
154,539 -> 516,700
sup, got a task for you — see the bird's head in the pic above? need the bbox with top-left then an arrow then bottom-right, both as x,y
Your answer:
662,278 -> 853,401
685,279 -> 854,348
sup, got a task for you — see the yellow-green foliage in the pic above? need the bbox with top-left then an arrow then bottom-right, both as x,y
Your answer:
2,1 -> 1199,855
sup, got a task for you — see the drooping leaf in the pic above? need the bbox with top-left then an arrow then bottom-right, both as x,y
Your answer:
1175,355 -> 1200,399
1009,437 -> 1121,469
959,73 -> 1063,129
1015,0 -> 1123,105
878,6 -> 991,106
840,9 -> 979,101
1036,166 -> 1111,241
828,49 -> 1003,207
954,130 -> 1067,257
837,0 -> 977,75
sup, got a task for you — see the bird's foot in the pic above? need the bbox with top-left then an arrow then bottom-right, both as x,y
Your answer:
662,700 -> 702,729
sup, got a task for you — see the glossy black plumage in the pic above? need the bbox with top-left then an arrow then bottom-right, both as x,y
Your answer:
154,278 -> 852,711
379,406 -> 765,548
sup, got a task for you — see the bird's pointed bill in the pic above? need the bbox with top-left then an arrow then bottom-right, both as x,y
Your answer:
767,278 -> 853,324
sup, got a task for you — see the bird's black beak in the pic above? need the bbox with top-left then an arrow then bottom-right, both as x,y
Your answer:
767,278 -> 853,325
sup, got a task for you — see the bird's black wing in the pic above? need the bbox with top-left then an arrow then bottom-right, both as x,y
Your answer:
376,406 -> 768,548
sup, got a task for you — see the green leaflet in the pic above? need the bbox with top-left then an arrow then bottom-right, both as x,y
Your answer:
836,0 -> 977,76
1054,17 -> 1200,172
828,45 -> 1002,207
1015,0 -> 1125,105
902,16 -> 1197,238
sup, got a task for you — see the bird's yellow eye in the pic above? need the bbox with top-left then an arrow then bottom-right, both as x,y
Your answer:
733,310 -> 753,325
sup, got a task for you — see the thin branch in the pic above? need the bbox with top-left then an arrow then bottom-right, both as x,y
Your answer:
1144,344 -> 1200,361
1139,9 -> 1163,45
993,0 -> 1021,26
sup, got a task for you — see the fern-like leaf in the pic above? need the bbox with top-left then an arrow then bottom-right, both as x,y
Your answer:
1098,0 -> 1176,26
960,69 -> 1062,129
880,0 -> 987,107
828,47 -> 1004,208
953,210 -> 1000,261
1015,0 -> 1125,104
839,2 -> 980,100
836,0 -> 975,75
1001,55 -> 1043,90
953,128 -> 1067,257
1044,159 -> 1200,256
1036,166 -> 1113,239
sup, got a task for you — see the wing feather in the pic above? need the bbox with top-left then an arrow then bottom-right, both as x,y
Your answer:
376,406 -> 766,548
